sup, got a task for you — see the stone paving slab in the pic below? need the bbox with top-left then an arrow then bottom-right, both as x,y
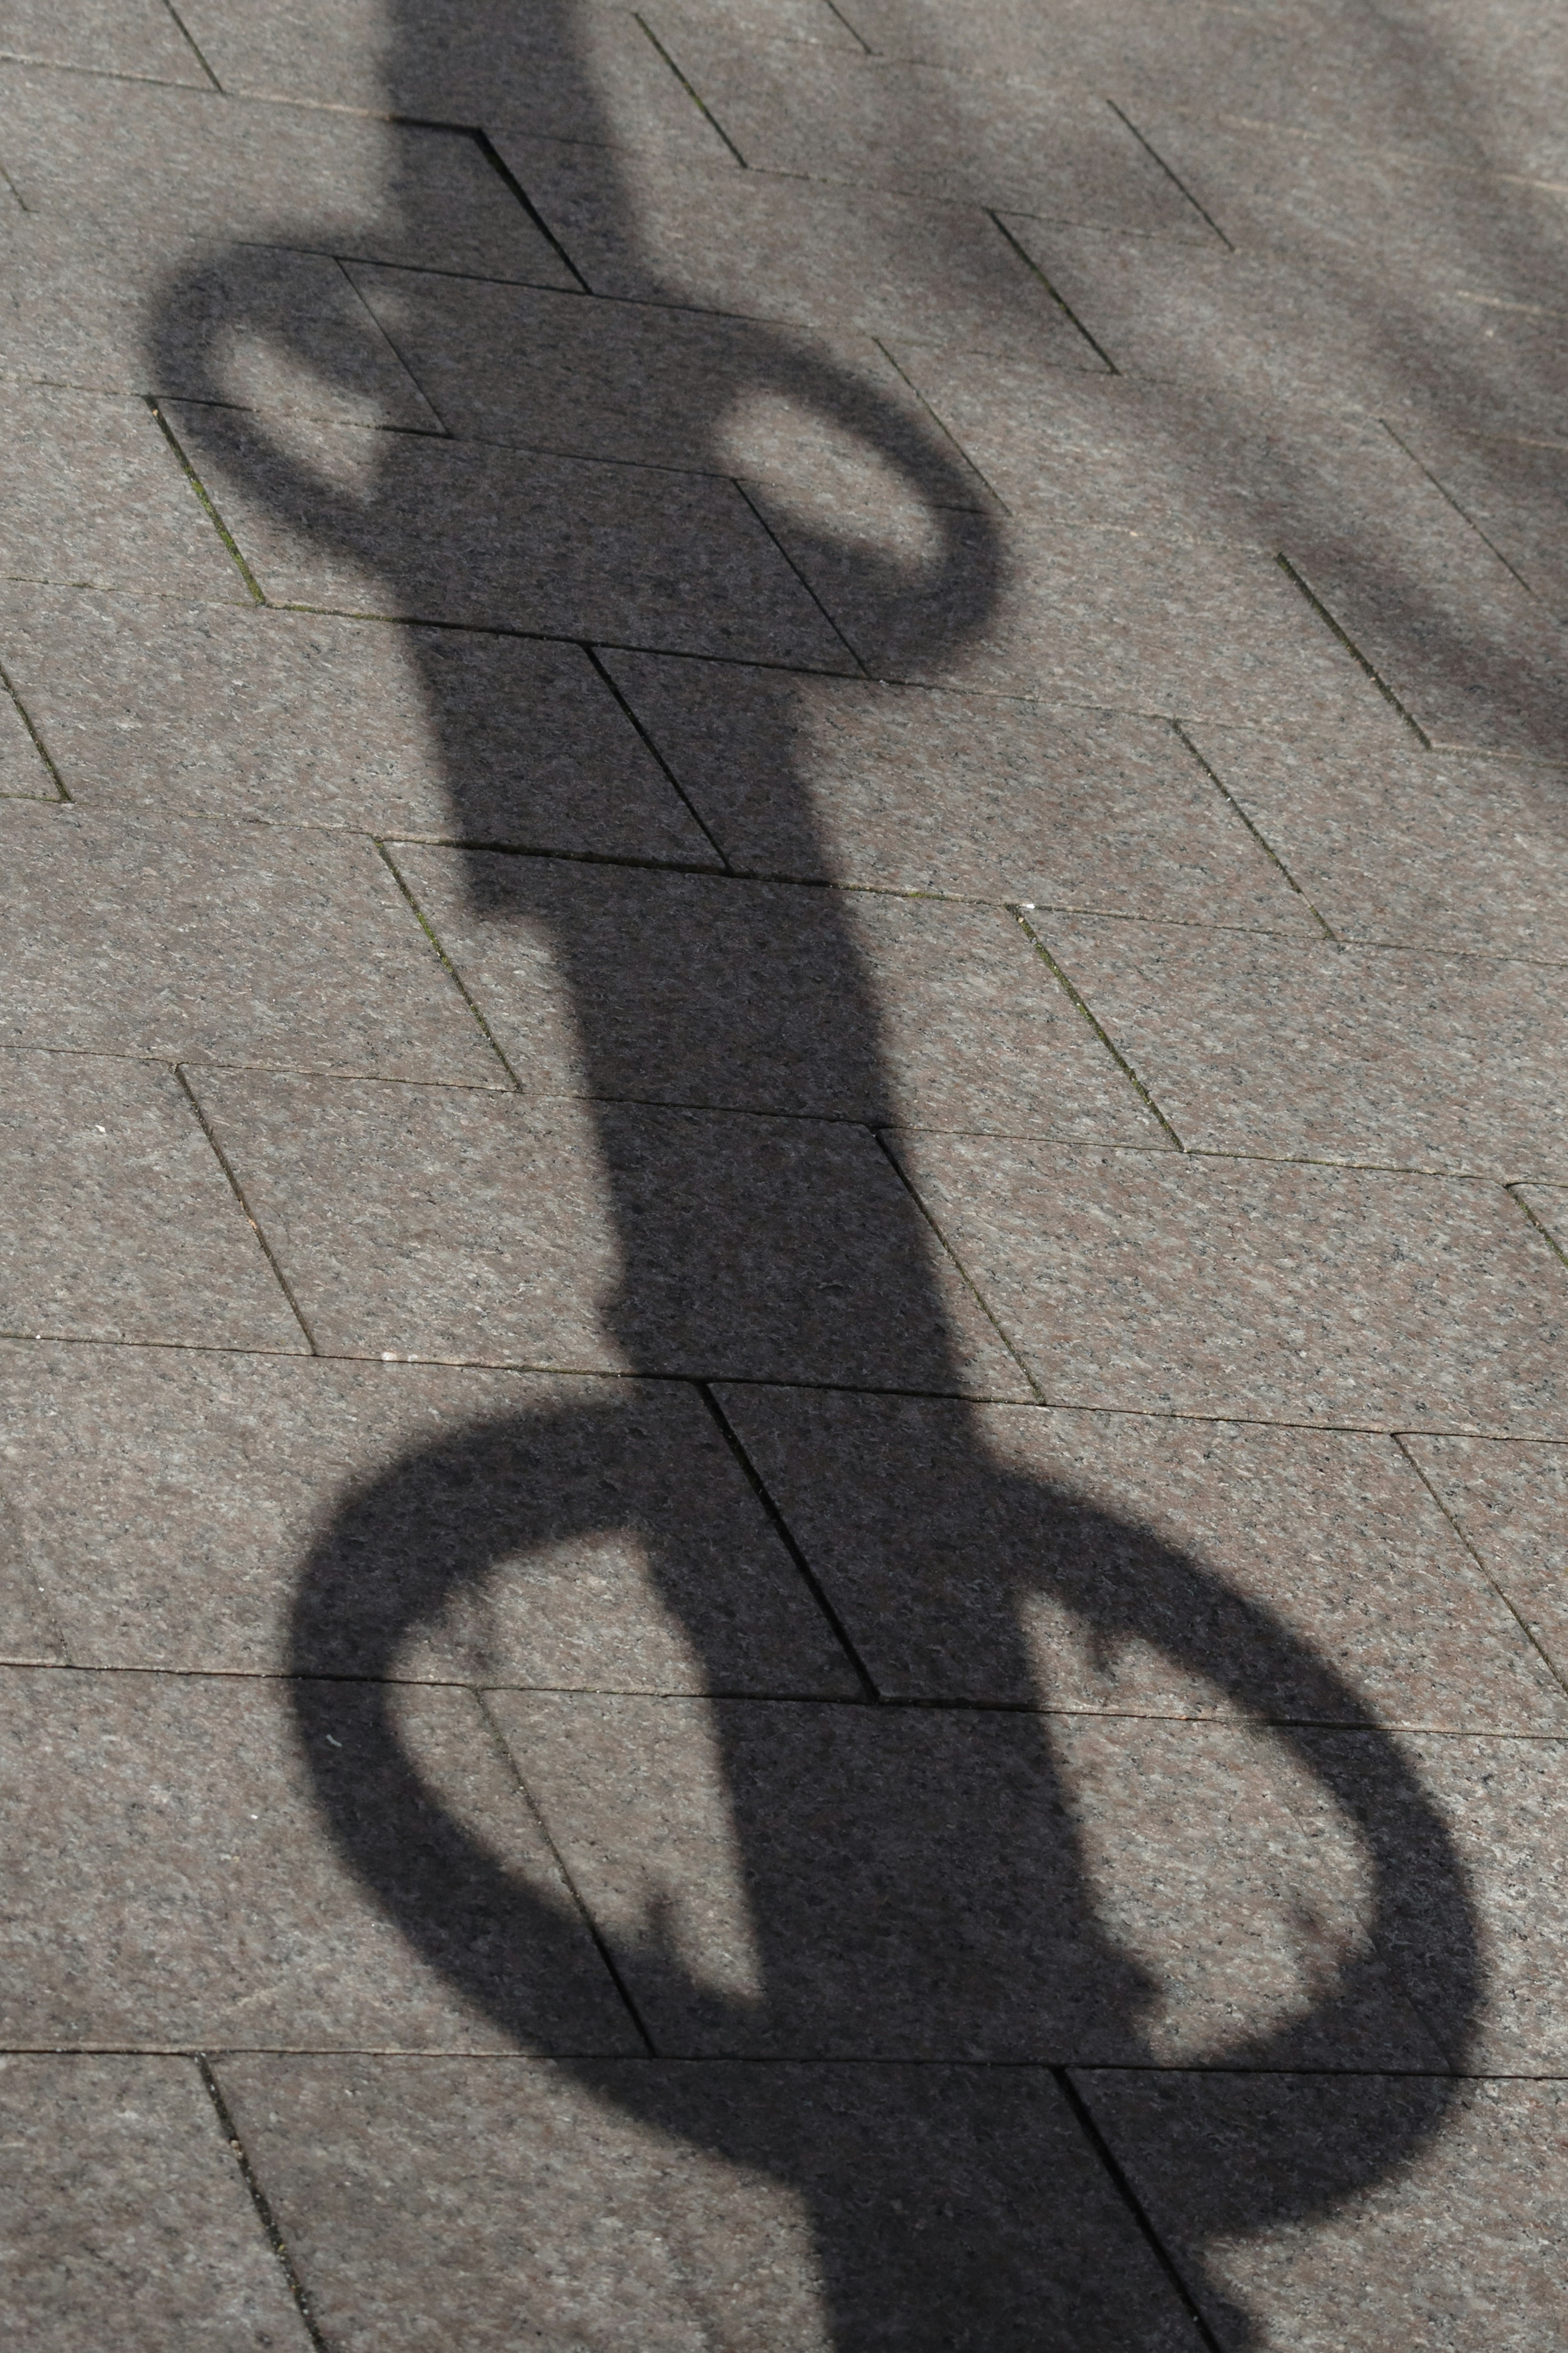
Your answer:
492,1690 -> 1445,2067
0,1663 -> 635,2053
213,2052 -> 1194,2351
1045,917 -> 1568,1178
1405,1435 -> 1568,1685
0,588 -> 708,851
0,0 -> 212,83
1,2054 -> 310,2353
0,1345 -> 854,1689
891,1135 -> 1568,1432
0,1052 -> 306,1352
1184,726 -> 1568,958
1081,2071 -> 1568,2353
0,382 -> 248,604
188,1069 -> 1027,1391
710,1389 -> 1568,1729
0,804 -> 499,1081
165,401 -> 858,660
392,847 -> 1163,1138
604,654 -> 1322,917
503,136 -> 1108,359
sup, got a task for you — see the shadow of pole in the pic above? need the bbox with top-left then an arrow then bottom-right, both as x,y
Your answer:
145,1 -> 1485,2339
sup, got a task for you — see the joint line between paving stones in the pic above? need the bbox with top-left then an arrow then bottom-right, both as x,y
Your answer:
334,260 -> 453,435
372,841 -> 523,1086
1377,418 -> 1544,604
872,337 -> 1012,512
870,1127 -> 1045,1400
472,1690 -> 659,2052
985,213 -> 1119,372
633,15 -> 750,166
158,0 -> 222,88
581,645 -> 731,865
424,123 -> 591,292
1011,910 -> 1186,1149
144,400 -> 267,603
1169,720 -> 1337,937
698,1384 -> 880,1697
1507,1182 -> 1568,1271
1393,1436 -> 1568,1704
731,478 -> 872,674
819,0 -> 875,50
174,1066 -> 320,1352
1102,102 -> 1234,249
1054,2068 -> 1223,2348
1273,553 -> 1430,745
196,2056 -> 333,2350
0,656 -> 68,799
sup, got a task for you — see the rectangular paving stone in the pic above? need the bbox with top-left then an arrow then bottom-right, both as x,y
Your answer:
188,1068 -> 1026,1392
1319,1729 -> 1568,2072
165,402 -> 856,664
492,1691 -> 1443,2067
749,497 -> 1397,728
345,269 -> 984,508
890,1135 -> 1568,1432
1082,2071 -> 1568,2353
0,1344 -> 855,1690
0,65 -> 578,281
0,383 -> 248,603
604,654 -> 1318,920
1005,221 -> 1568,439
216,2051 -> 1192,2352
653,30 -> 1211,229
0,1052 -> 305,1352
0,588 -> 708,853
1404,1434 -> 1568,1688
0,219 -> 440,427
503,136 -> 1107,360
1185,725 -> 1568,958
0,0 -> 210,81
1044,917 -> 1568,1180
0,805 -> 498,1082
0,1664 -> 636,2052
391,848 -> 1163,1141
0,2054 -> 310,2353
714,1390 -> 1568,1729
180,0 -> 735,160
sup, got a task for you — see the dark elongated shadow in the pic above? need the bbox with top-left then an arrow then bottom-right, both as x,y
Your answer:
148,3 -> 1485,2340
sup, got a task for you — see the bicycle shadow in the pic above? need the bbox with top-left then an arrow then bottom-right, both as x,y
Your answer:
146,1 -> 1488,2339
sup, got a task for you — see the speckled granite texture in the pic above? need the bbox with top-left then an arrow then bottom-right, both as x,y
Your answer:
2,2 -> 1565,2344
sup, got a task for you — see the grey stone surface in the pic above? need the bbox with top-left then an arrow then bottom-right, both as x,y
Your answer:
0,219 -> 441,426
0,2054 -> 310,2353
1185,725 -> 1568,959
502,135 -> 1108,359
0,1664 -> 635,2051
216,2052 -> 1193,2351
0,382 -> 249,603
0,803 -> 498,1081
391,847 -> 1163,1139
1517,1184 -> 1568,1258
0,588 -> 708,851
0,1051 -> 305,1352
164,401 -> 858,662
1084,2071 -> 1568,2353
891,1135 -> 1568,1433
1404,1434 -> 1568,1687
0,64 -> 578,281
0,675 -> 54,798
1044,917 -> 1568,1179
0,0 -> 210,81
0,1343 -> 855,1689
604,653 -> 1318,919
714,1389 -> 1568,1729
188,1067 -> 1027,1392
492,1690 -> 1444,2067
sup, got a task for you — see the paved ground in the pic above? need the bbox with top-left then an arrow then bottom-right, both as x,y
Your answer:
2,0 -> 1567,2344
